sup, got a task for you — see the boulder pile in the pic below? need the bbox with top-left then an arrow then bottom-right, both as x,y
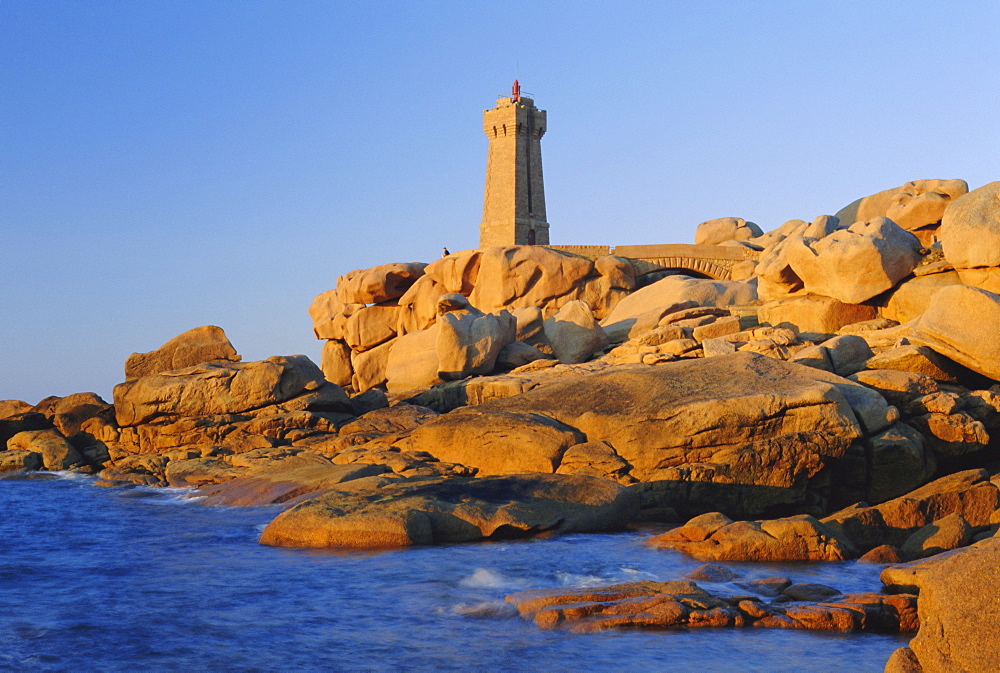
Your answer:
310,247 -> 637,393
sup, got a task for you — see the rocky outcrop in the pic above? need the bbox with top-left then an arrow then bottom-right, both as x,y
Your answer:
603,306 -> 737,364
757,217 -> 922,304
541,300 -> 608,363
320,339 -> 353,387
842,366 -> 991,474
880,268 -> 964,324
0,449 -> 43,473
6,429 -> 85,470
0,400 -> 31,419
904,392 -> 989,460
411,352 -> 874,518
835,179 -> 968,247
85,327 -> 412,489
336,262 -> 427,305
792,334 -> 872,377
395,275 -> 446,336
649,513 -> 856,561
382,294 -> 518,395
863,345 -> 966,383
600,276 -> 756,343
899,512 -> 974,560
308,262 -> 428,394
124,325 -> 240,379
554,440 -> 635,484
821,469 -> 1000,555
390,247 -> 634,343
908,284 -> 1000,381
311,247 -> 639,393
384,325 -> 442,394
423,249 -> 482,295
0,393 -> 117,474
101,388 -> 461,489
701,324 -> 801,361
343,304 -> 399,352
939,180 -> 1000,292
12,174 -> 1000,669
467,246 -> 635,319
294,240 -> 997,522
758,295 -> 877,333
851,370 -> 942,407
401,409 -> 585,476
883,537 -> 1000,672
349,335 -> 394,392
506,579 -> 917,634
113,355 -> 351,427
757,215 -> 845,248
436,294 -> 516,379
864,422 -> 935,504
258,473 -> 639,548
338,404 -> 438,436
399,359 -> 614,413
694,217 -> 763,246
599,298 -> 699,344
309,288 -> 362,340
193,456 -> 389,506
496,341 -> 552,369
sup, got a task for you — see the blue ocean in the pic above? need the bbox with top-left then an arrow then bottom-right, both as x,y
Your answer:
0,474 -> 907,672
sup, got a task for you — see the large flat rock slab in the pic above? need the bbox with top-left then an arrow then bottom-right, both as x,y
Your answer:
258,473 -> 639,549
194,457 -> 389,507
404,353 -> 868,517
480,353 -> 863,479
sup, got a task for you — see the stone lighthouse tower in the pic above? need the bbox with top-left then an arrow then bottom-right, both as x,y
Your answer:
479,81 -> 549,247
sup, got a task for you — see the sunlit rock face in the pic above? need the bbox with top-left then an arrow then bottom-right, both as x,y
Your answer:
940,181 -> 1000,292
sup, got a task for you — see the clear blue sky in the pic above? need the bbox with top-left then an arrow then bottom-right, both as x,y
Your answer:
2,0 -> 998,404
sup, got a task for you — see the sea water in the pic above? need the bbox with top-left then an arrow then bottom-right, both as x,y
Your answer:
0,474 -> 907,672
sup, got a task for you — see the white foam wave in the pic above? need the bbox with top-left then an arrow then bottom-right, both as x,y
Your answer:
450,601 -> 517,618
147,487 -> 204,505
619,566 -> 659,580
48,470 -> 95,481
116,484 -> 203,505
458,568 -> 529,590
555,571 -> 608,588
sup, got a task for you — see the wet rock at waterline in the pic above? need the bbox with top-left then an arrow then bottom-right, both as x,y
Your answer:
648,513 -> 856,562
258,473 -> 639,549
506,580 -> 918,634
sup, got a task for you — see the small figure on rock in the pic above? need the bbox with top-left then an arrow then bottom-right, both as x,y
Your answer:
442,247 -> 451,257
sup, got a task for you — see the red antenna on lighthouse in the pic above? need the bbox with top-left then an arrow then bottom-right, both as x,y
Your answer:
512,79 -> 521,102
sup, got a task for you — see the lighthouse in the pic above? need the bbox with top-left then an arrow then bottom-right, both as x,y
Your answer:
479,81 -> 550,247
